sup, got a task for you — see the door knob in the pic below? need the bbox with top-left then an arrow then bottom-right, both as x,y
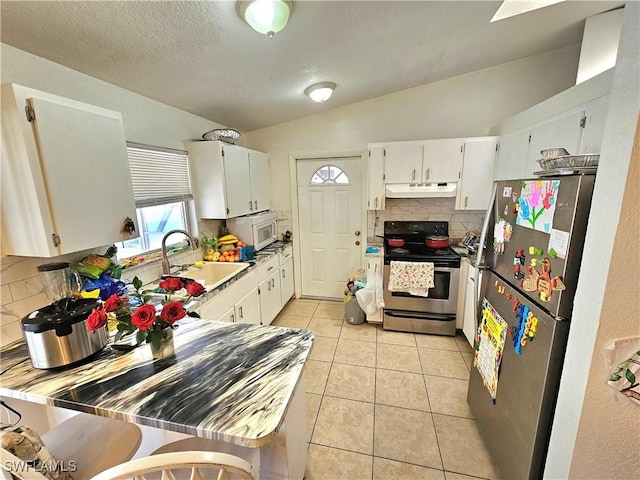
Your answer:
355,230 -> 361,236
355,241 -> 360,246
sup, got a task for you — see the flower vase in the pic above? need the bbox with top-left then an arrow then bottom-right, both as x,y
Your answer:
150,328 -> 175,360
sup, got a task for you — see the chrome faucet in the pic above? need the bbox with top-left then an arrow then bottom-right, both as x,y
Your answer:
161,229 -> 199,275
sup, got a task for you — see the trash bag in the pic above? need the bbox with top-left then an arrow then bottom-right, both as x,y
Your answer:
356,268 -> 385,316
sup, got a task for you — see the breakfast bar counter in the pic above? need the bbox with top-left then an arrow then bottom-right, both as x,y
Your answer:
0,319 -> 314,478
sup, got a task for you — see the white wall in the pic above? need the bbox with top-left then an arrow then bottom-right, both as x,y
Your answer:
544,3 -> 640,478
244,46 -> 582,225
576,8 -> 624,85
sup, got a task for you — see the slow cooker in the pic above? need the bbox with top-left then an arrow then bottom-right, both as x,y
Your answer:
21,298 -> 108,369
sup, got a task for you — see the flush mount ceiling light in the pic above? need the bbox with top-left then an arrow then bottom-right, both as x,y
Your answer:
304,82 -> 336,103
237,0 -> 293,39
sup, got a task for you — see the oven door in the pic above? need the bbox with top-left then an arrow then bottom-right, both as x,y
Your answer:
382,265 -> 459,314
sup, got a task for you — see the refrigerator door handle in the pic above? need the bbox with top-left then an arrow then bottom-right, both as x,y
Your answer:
475,183 -> 498,268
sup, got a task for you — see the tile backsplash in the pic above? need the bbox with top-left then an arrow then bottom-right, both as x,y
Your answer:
0,219 -> 221,346
367,198 -> 485,241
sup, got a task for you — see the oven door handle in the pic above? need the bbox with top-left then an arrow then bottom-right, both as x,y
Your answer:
384,311 -> 457,321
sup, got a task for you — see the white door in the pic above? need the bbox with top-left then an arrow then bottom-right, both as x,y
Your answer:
297,157 -> 362,299
223,145 -> 252,218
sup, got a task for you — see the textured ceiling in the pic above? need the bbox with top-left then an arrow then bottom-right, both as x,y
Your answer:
0,1 -> 622,132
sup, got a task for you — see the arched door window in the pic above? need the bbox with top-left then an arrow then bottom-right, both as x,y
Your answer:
310,165 -> 349,185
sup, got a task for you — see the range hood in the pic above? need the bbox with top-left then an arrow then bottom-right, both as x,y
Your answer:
385,183 -> 457,198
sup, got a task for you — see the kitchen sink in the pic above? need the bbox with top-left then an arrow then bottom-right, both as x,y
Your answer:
143,262 -> 251,300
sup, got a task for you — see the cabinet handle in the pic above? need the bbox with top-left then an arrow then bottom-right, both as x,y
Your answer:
282,269 -> 285,278
267,266 -> 274,271
271,278 -> 275,288
254,200 -> 258,210
374,197 -> 378,209
412,169 -> 416,181
426,168 -> 430,180
231,313 -> 235,323
267,281 -> 271,291
239,306 -> 244,319
464,196 -> 468,208
249,200 -> 253,210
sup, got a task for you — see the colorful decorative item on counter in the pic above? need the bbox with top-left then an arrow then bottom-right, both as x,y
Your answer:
86,276 -> 203,356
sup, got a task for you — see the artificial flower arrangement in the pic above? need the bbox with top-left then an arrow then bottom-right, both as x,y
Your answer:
86,276 -> 206,351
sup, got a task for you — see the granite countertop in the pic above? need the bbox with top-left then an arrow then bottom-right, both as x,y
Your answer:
179,241 -> 293,310
0,319 -> 314,447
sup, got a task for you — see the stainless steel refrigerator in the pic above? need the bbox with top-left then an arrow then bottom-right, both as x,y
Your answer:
467,174 -> 595,480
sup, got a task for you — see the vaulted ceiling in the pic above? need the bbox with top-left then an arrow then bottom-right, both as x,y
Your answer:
0,1 -> 622,132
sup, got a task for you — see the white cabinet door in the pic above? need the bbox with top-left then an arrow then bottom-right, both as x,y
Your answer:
223,146 -> 252,218
462,263 -> 478,347
456,258 -> 469,330
525,110 -> 585,177
579,95 -> 610,154
280,259 -> 294,307
494,129 -> 529,181
456,138 -> 498,210
422,138 -> 464,183
217,306 -> 236,323
1,85 -> 137,257
367,146 -> 385,210
365,257 -> 383,324
236,288 -> 261,324
249,150 -> 270,212
383,143 -> 423,184
259,271 -> 281,325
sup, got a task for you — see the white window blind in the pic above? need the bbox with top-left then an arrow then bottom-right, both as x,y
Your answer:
127,142 -> 192,208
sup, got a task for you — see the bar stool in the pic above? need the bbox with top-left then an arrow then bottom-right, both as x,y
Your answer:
1,413 -> 142,479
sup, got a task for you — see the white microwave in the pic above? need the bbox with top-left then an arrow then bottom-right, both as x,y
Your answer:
227,211 -> 278,251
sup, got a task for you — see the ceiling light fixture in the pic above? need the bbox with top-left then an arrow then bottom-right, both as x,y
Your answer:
304,82 -> 336,103
237,0 -> 293,39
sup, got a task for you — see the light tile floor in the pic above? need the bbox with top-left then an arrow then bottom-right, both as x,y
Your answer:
273,298 -> 499,480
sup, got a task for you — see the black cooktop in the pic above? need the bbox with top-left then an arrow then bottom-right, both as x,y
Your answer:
383,221 -> 460,267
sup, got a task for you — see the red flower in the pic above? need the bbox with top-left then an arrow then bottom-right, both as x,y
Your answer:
103,294 -> 122,313
131,304 -> 157,330
186,282 -> 206,297
159,277 -> 184,292
160,301 -> 186,325
87,308 -> 107,332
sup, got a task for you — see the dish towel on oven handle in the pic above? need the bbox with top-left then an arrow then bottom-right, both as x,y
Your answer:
387,261 -> 435,297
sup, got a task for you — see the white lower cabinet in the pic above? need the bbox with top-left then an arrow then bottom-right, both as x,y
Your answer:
462,262 -> 479,348
259,271 -> 282,326
280,259 -> 294,307
365,256 -> 383,324
236,289 -> 260,325
456,258 -> 469,330
197,270 -> 261,324
217,307 -> 236,323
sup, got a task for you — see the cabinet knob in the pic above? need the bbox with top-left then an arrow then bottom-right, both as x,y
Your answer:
355,230 -> 361,236
355,241 -> 360,246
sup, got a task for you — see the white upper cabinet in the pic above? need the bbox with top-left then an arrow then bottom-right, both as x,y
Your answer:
525,109 -> 585,177
367,145 -> 385,210
422,138 -> 464,183
383,142 -> 423,184
383,139 -> 463,184
494,129 -> 530,181
249,150 -> 270,213
187,141 -> 270,219
1,84 -> 137,257
456,137 -> 498,210
579,95 -> 610,154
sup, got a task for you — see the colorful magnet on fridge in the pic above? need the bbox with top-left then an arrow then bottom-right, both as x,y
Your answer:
504,204 -> 509,216
506,293 -> 512,299
530,258 -> 537,267
535,248 -> 543,256
512,193 -> 518,203
549,248 -> 557,258
528,246 -> 535,255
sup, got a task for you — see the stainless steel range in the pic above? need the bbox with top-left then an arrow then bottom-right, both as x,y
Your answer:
382,221 -> 461,336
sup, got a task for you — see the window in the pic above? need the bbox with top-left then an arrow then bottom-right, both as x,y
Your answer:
116,143 -> 193,259
310,165 -> 349,184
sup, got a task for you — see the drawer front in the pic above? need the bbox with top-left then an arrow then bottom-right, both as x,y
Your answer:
279,244 -> 293,266
258,256 -> 279,282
